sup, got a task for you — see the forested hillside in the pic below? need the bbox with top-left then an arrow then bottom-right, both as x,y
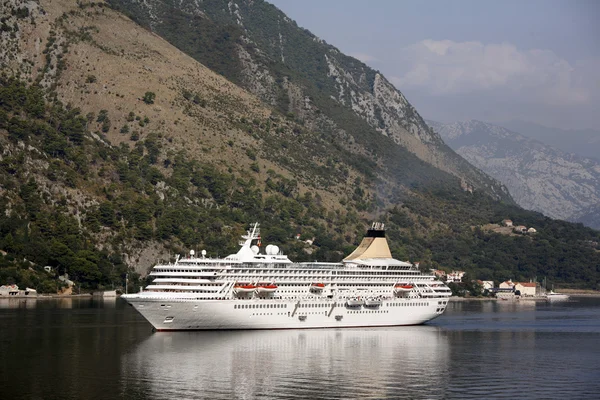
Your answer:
0,0 -> 598,293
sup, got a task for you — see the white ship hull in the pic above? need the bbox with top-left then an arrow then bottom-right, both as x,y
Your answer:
123,296 -> 446,331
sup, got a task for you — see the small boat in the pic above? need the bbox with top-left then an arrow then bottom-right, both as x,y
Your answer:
394,284 -> 413,291
310,283 -> 325,291
546,291 -> 569,302
256,284 -> 278,294
234,284 -> 257,293
346,298 -> 364,307
364,298 -> 382,307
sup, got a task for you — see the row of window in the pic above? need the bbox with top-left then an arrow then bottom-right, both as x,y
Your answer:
348,310 -> 389,314
231,301 -> 436,310
234,303 -> 287,309
154,269 -> 421,276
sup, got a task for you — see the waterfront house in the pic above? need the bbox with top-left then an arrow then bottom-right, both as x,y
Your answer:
515,282 -> 539,297
0,284 -> 19,296
499,280 -> 515,290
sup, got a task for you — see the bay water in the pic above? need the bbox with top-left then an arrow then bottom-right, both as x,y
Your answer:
1,297 -> 598,399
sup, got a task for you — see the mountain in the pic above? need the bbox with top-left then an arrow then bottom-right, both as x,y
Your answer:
0,0 -> 599,292
106,0 -> 511,202
501,120 -> 600,162
429,120 -> 600,229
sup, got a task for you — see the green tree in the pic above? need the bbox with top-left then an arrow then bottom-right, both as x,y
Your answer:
143,92 -> 155,104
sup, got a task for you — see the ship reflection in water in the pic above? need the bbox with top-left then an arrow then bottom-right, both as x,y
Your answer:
121,327 -> 450,399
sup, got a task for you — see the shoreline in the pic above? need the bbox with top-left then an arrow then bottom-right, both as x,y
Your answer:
4,290 -> 599,301
449,291 -> 600,301
0,294 -> 112,300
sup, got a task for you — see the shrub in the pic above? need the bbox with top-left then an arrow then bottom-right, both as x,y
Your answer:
143,92 -> 155,104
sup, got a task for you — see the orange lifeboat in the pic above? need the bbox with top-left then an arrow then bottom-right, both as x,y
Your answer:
256,284 -> 278,294
234,284 -> 257,293
310,283 -> 325,291
394,284 -> 413,291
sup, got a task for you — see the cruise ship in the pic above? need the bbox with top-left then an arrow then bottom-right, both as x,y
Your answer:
122,223 -> 451,330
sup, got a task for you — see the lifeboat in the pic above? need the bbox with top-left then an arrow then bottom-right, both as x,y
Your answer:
394,284 -> 413,292
256,284 -> 278,294
364,298 -> 382,307
346,298 -> 364,307
310,283 -> 325,291
234,284 -> 257,293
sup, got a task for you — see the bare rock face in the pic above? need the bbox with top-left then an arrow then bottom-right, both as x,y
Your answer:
430,120 -> 600,229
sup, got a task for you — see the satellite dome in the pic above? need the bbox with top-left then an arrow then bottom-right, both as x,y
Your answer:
268,245 -> 279,255
190,250 -> 195,256
201,250 -> 207,256
265,244 -> 274,255
251,245 -> 259,254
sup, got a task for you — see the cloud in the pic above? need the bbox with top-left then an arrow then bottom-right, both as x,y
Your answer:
348,52 -> 379,64
392,39 -> 593,107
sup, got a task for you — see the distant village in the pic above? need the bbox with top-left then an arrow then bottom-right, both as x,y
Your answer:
427,218 -> 545,298
431,269 -> 544,299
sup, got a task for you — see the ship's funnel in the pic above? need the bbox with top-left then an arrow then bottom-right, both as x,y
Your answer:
343,222 -> 392,261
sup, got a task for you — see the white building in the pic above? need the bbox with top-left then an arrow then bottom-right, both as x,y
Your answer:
515,282 -> 538,297
499,280 -> 515,290
0,284 -> 19,296
447,271 -> 465,283
513,226 -> 527,234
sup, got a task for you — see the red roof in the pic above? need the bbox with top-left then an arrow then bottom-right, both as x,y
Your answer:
517,282 -> 537,287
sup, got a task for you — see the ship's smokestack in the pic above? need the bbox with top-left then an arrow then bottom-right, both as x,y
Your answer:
343,222 -> 392,261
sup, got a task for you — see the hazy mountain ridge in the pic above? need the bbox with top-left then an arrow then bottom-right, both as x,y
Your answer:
502,120 -> 600,162
430,120 -> 600,229
107,0 -> 511,201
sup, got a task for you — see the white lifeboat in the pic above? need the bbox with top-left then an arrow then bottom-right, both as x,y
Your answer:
256,284 -> 278,294
394,284 -> 413,292
364,298 -> 382,307
234,284 -> 257,293
346,298 -> 364,307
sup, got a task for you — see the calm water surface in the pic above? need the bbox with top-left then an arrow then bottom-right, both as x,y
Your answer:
1,297 -> 599,399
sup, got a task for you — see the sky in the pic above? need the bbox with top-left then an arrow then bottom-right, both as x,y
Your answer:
268,0 -> 600,130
